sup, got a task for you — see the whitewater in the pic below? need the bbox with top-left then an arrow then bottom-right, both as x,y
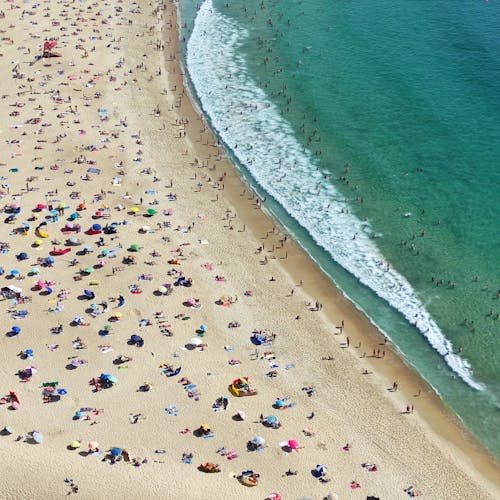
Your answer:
186,0 -> 483,391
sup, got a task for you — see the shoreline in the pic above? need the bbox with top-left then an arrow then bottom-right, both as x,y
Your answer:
0,0 -> 497,498
171,0 -> 500,487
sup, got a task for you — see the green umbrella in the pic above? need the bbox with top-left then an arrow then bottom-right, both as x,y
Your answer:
129,244 -> 140,251
147,208 -> 156,216
84,267 -> 93,274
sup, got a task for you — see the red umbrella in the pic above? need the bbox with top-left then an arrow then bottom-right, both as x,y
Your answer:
44,41 -> 58,51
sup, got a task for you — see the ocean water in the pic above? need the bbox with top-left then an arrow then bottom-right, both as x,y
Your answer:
179,0 -> 500,457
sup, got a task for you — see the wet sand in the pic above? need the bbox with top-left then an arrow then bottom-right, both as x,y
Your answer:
0,0 -> 498,499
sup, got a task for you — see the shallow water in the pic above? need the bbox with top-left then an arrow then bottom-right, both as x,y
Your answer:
180,0 -> 500,458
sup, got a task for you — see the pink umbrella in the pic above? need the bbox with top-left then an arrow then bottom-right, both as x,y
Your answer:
186,297 -> 197,306
288,439 -> 300,450
36,280 -> 45,289
10,202 -> 20,210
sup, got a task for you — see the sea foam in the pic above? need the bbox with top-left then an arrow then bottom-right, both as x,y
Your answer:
186,0 -> 483,391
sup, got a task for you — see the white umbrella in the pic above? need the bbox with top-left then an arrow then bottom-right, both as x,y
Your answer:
190,337 -> 203,346
32,431 -> 43,444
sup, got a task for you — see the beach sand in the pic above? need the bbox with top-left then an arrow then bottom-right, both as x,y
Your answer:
0,1 -> 498,499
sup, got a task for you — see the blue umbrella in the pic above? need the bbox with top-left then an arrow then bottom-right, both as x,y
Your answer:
199,324 -> 208,332
10,269 -> 20,276
11,326 -> 21,334
16,252 -> 29,260
46,256 -> 55,263
131,334 -> 142,343
315,464 -> 328,476
25,349 -> 34,356
45,287 -> 53,294
274,399 -> 285,408
110,447 -> 123,457
251,436 -> 265,446
84,289 -> 94,298
266,415 -> 279,424
92,223 -> 102,231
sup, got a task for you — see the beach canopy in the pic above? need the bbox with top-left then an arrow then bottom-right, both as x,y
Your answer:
32,431 -> 43,444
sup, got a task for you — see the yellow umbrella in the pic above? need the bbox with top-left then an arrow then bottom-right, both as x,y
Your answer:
34,239 -> 43,246
130,207 -> 139,213
113,312 -> 122,319
69,440 -> 81,449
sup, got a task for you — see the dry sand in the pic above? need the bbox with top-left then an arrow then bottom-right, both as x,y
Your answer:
0,1 -> 498,499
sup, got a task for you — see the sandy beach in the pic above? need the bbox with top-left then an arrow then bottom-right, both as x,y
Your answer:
0,1 -> 498,499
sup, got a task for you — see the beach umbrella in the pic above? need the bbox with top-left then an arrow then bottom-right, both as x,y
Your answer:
147,208 -> 156,216
266,415 -> 279,425
91,223 -> 102,231
110,447 -> 123,457
68,236 -> 80,245
315,464 -> 328,476
251,436 -> 265,446
84,289 -> 94,298
33,239 -> 43,246
103,374 -> 117,384
266,494 -> 282,500
57,202 -> 66,209
69,440 -> 81,449
46,256 -> 55,264
274,399 -> 285,408
129,244 -> 140,251
10,202 -> 20,210
113,312 -> 122,319
16,252 -> 29,260
2,426 -> 13,435
158,285 -> 167,295
236,410 -> 246,420
130,207 -> 139,213
71,359 -> 81,368
199,324 -> 208,332
88,441 -> 99,451
288,439 -> 299,450
12,326 -> 21,334
10,269 -> 20,276
45,287 -> 53,294
32,432 -> 43,444
190,337 -> 203,346
140,226 -> 150,233
36,280 -> 45,289
83,267 -> 93,274
36,203 -> 46,211
31,267 -> 40,275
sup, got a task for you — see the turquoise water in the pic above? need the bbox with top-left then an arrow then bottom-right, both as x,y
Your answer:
179,0 -> 500,457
